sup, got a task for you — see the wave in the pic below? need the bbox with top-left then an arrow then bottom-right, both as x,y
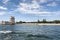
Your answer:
0,31 -> 12,34
9,32 -> 52,39
26,34 -> 53,39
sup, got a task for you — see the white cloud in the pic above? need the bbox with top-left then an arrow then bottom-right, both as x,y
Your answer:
39,0 -> 48,3
17,6 -> 51,14
16,0 -> 49,15
19,0 -> 40,9
47,2 -> 58,7
53,11 -> 60,15
39,0 -> 57,3
11,0 -> 60,16
3,0 -> 9,4
0,6 -> 7,10
0,12 -> 6,15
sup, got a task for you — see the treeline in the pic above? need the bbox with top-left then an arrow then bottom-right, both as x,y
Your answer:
16,19 -> 60,24
16,21 -> 26,24
37,19 -> 60,23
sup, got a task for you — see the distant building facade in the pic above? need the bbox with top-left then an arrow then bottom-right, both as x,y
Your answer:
2,21 -> 10,25
1,16 -> 15,25
10,16 -> 15,25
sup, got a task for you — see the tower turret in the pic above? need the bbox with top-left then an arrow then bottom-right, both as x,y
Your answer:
10,16 -> 15,25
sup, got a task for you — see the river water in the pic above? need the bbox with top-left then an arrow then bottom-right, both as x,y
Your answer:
0,24 -> 60,40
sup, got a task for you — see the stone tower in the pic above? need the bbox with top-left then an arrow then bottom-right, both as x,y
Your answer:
10,16 -> 15,25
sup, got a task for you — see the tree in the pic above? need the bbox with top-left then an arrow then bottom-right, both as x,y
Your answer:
54,20 -> 60,23
37,19 -> 40,23
42,19 -> 47,23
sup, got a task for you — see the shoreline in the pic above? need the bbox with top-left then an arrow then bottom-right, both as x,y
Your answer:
37,23 -> 60,25
17,23 -> 60,25
1,23 -> 60,25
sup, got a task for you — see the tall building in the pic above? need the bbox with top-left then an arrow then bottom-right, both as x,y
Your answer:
10,16 -> 15,25
1,16 -> 15,25
2,21 -> 10,25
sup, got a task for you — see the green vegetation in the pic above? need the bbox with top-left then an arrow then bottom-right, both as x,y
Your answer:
16,21 -> 26,24
16,19 -> 60,24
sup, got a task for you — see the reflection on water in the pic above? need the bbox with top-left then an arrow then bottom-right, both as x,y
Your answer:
0,24 -> 60,40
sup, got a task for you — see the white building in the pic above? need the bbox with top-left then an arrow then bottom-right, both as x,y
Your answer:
2,21 -> 10,25
10,16 -> 15,25
1,16 -> 15,25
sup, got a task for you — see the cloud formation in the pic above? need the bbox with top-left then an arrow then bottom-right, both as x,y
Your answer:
3,0 -> 9,4
47,2 -> 58,7
0,12 -> 6,15
39,0 -> 48,3
16,0 -> 50,15
0,0 -> 60,16
0,6 -> 7,10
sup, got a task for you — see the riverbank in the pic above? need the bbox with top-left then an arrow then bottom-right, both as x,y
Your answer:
38,23 -> 60,25
17,23 -> 60,25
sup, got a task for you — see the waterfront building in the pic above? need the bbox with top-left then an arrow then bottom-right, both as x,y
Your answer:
2,21 -> 10,25
1,16 -> 15,25
10,16 -> 15,25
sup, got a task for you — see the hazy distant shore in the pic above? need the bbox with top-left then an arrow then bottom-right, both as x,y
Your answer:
38,23 -> 60,25
18,23 -> 60,25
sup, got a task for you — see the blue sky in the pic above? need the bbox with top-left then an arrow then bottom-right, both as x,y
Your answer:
0,0 -> 60,22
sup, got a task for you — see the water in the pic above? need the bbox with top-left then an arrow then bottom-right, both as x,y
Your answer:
0,24 -> 60,40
